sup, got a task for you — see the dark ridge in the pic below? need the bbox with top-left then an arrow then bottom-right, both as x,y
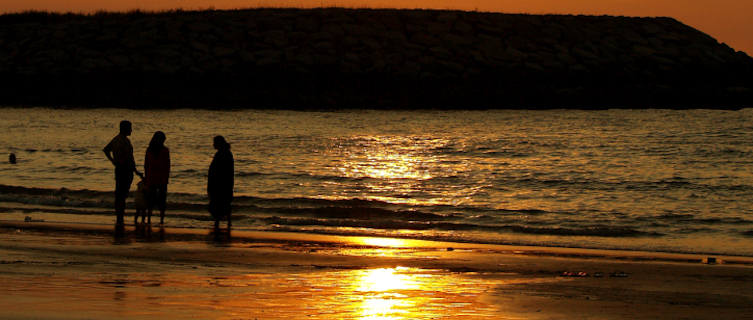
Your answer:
0,8 -> 752,109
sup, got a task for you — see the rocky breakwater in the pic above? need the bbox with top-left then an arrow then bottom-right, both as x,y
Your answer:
0,8 -> 751,108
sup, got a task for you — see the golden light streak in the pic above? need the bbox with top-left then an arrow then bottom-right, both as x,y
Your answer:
358,237 -> 408,248
356,267 -> 420,320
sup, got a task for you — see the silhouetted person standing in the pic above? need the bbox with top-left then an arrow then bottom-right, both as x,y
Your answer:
104,120 -> 143,225
9,153 -> 16,164
208,136 -> 233,229
145,131 -> 170,225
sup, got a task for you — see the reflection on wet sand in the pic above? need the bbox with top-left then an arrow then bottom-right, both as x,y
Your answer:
358,237 -> 410,248
356,267 -> 419,319
113,223 -> 166,244
209,227 -> 232,246
0,265 -> 502,319
4,228 -> 753,319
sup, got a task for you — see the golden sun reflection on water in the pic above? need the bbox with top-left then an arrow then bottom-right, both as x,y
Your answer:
324,134 -> 487,207
341,153 -> 434,181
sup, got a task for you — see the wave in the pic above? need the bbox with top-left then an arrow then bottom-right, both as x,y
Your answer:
492,176 -> 753,193
12,148 -> 90,154
172,169 -> 270,179
638,213 -> 753,225
0,184 -> 709,239
260,216 -> 659,237
0,183 -> 448,217
0,183 -> 560,217
694,146 -> 752,158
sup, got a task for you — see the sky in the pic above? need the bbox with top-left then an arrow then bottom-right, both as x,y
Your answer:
1,0 -> 751,55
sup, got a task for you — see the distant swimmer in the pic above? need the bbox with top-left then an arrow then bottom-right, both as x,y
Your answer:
103,120 -> 143,225
9,153 -> 16,164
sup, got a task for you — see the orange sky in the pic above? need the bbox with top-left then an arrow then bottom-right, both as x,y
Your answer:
2,0 -> 751,55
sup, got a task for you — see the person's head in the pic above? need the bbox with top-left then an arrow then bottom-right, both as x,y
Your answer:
148,131 -> 166,154
119,120 -> 132,136
213,135 -> 230,151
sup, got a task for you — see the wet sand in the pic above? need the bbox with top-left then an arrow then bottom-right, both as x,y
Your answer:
1,221 -> 753,319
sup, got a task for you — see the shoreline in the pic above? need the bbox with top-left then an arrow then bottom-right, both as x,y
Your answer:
2,220 -> 753,319
4,220 -> 753,266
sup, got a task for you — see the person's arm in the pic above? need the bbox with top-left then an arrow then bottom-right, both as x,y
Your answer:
229,154 -> 234,191
103,140 -> 115,166
134,163 -> 144,179
222,153 -> 234,195
207,156 -> 214,196
143,152 -> 150,180
166,149 -> 171,182
131,153 -> 143,178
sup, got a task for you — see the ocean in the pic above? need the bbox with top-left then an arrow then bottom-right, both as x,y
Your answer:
2,107 -> 753,256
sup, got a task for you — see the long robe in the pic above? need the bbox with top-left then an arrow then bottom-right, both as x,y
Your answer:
208,148 -> 234,219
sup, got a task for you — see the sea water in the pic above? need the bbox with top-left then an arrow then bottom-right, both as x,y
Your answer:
2,107 -> 753,256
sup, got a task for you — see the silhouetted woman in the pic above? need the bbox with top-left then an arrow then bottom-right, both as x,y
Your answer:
144,131 -> 170,225
208,135 -> 234,229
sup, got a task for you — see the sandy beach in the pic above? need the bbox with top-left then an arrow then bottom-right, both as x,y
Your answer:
1,3 -> 752,319
2,220 -> 752,319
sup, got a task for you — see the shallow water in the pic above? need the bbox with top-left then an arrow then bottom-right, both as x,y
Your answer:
2,108 -> 753,255
0,229 -> 511,320
0,266 -> 508,319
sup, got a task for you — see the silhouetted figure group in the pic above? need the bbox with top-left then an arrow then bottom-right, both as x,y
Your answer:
103,120 -> 233,234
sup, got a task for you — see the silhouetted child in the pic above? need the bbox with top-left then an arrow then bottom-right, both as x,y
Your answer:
134,180 -> 148,224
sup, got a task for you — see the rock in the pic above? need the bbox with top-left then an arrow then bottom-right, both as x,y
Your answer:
343,23 -> 371,36
291,52 -> 314,66
426,22 -> 450,35
360,37 -> 381,50
429,46 -> 452,59
0,8 -> 749,109
339,61 -> 360,73
312,41 -> 334,52
264,30 -> 287,47
443,34 -> 472,47
468,50 -> 487,64
107,54 -> 131,67
641,23 -> 663,35
295,18 -> 319,33
504,47 -> 527,61
321,24 -> 345,38
437,12 -> 458,23
311,53 -> 337,66
80,57 -> 112,70
410,33 -> 441,47
556,52 -> 577,65
631,45 -> 657,57
213,46 -> 235,57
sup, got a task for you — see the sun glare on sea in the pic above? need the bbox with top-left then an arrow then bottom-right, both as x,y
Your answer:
338,152 -> 433,181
